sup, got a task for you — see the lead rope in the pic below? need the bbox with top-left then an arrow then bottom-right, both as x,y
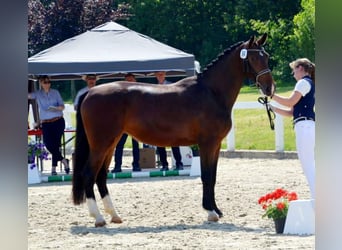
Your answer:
257,96 -> 276,130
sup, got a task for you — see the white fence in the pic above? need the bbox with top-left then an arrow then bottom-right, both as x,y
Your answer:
30,102 -> 286,153
228,101 -> 284,152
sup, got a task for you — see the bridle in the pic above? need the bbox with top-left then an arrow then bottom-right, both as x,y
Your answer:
241,48 -> 275,130
241,48 -> 271,91
255,68 -> 271,88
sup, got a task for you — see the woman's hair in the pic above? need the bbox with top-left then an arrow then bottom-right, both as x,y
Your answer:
38,75 -> 50,83
289,58 -> 315,83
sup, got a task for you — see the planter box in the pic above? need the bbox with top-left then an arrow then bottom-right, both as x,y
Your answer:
283,200 -> 315,235
28,164 -> 41,184
139,148 -> 156,169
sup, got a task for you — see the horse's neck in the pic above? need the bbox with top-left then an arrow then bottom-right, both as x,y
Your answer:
201,55 -> 244,109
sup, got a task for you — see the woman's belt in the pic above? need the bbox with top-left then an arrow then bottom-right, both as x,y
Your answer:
293,116 -> 315,125
41,116 -> 63,123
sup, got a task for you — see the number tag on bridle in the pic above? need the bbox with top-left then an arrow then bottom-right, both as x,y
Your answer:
240,49 -> 247,59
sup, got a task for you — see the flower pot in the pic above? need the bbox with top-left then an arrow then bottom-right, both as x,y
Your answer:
191,149 -> 200,157
273,217 -> 286,234
28,163 -> 41,184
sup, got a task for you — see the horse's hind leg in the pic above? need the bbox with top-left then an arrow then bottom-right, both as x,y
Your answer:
85,183 -> 106,227
84,155 -> 107,227
96,152 -> 123,224
86,198 -> 106,227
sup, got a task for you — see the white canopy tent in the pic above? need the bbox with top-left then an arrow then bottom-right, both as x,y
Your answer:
28,21 -> 196,80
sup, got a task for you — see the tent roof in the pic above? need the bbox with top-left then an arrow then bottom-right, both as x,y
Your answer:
28,21 -> 195,80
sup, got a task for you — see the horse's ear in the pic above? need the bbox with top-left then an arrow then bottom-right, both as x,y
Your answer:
247,35 -> 255,48
257,33 -> 268,46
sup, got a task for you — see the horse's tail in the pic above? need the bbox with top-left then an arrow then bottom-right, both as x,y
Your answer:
72,92 -> 89,205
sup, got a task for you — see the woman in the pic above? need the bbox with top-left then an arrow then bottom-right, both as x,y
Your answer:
28,76 -> 70,175
270,58 -> 315,199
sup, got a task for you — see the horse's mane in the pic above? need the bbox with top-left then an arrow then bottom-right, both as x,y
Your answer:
198,41 -> 243,81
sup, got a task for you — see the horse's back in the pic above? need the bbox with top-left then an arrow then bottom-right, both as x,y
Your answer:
90,76 -> 198,95
82,76 -> 200,115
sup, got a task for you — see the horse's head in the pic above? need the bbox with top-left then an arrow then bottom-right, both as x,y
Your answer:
240,33 -> 275,97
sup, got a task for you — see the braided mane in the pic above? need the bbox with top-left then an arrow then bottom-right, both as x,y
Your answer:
198,41 -> 243,80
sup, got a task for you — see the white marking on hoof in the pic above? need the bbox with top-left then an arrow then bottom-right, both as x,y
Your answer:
207,210 -> 219,222
86,198 -> 106,226
95,220 -> 106,227
102,195 -> 122,223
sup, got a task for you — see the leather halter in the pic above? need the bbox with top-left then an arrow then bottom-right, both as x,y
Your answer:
242,48 -> 271,89
243,48 -> 275,130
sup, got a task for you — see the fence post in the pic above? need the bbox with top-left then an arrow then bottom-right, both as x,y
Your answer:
275,112 -> 284,152
227,115 -> 235,151
224,101 -> 284,152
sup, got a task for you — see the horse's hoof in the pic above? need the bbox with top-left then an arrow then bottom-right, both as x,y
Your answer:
207,210 -> 219,222
95,220 -> 106,227
111,216 -> 123,224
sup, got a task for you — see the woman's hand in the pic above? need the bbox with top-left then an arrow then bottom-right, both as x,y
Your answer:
48,106 -> 64,111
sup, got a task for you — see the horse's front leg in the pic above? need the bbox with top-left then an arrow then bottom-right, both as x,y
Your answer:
199,143 -> 222,222
96,157 -> 123,224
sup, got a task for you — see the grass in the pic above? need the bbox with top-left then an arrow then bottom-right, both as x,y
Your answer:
227,85 -> 296,151
69,85 -> 296,151
229,109 -> 295,150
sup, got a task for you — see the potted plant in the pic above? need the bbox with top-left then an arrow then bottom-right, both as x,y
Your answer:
28,140 -> 49,165
190,144 -> 200,157
28,140 -> 49,184
258,188 -> 298,233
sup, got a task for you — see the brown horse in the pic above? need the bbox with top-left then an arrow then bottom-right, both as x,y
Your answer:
72,34 -> 275,227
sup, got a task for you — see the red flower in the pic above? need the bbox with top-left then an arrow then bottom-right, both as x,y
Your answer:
287,192 -> 298,201
258,188 -> 298,220
276,202 -> 286,211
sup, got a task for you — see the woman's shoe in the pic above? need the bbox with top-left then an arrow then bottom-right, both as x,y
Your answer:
51,170 -> 57,176
62,158 -> 70,174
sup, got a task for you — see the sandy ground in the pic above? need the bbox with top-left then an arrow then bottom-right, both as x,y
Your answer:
28,156 -> 314,249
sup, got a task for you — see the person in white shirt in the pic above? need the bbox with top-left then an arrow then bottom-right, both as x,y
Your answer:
270,58 -> 315,199
74,74 -> 98,111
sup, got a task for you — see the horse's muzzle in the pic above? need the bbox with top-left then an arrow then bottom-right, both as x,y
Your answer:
265,83 -> 276,97
257,81 -> 275,97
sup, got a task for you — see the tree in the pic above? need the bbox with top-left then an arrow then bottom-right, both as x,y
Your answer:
290,0 -> 315,62
28,0 -> 130,56
119,0 -> 239,69
28,0 -> 48,56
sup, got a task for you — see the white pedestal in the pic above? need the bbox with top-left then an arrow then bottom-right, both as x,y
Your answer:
283,199 -> 315,235
190,156 -> 201,176
28,164 -> 41,184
